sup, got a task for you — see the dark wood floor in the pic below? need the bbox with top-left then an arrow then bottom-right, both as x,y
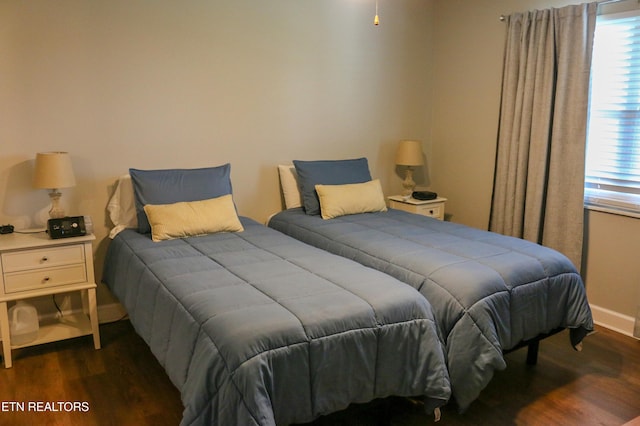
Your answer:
1,321 -> 638,426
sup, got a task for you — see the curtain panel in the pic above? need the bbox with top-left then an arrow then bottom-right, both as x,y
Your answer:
490,3 -> 597,269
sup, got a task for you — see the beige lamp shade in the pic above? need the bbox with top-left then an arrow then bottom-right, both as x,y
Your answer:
395,140 -> 424,166
33,152 -> 76,189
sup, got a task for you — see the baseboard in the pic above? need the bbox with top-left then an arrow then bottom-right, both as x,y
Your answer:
84,303 -> 640,337
0,302 -> 128,344
13,301 -> 637,339
590,304 -> 638,339
97,302 -> 128,324
37,302 -> 128,325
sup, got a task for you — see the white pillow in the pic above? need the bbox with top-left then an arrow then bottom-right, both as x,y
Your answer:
315,179 -> 387,220
107,175 -> 138,238
143,194 -> 244,242
277,165 -> 303,209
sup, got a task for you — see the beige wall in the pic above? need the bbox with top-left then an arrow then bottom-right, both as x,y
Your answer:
431,0 -> 640,332
1,0 -> 435,315
583,210 -> 640,323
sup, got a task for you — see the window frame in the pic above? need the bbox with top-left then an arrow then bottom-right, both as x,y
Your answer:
584,9 -> 640,219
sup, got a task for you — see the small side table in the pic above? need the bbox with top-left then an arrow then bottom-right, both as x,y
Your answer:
387,195 -> 447,220
0,232 -> 101,368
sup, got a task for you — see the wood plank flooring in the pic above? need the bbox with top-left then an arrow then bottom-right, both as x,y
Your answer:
0,321 -> 638,426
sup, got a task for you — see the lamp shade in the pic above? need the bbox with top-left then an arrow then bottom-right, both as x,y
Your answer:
33,152 -> 76,189
395,140 -> 424,167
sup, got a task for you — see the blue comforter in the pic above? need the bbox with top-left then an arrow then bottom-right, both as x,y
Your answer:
102,218 -> 451,425
268,208 -> 594,410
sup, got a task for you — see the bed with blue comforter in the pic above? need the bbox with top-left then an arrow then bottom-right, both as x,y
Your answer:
102,217 -> 451,425
268,207 -> 594,411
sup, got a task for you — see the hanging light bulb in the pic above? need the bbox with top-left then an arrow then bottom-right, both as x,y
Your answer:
374,0 -> 380,26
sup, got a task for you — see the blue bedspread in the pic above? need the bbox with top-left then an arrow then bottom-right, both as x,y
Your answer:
268,208 -> 594,410
102,218 -> 451,425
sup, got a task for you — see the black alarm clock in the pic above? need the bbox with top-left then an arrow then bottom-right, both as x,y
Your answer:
412,191 -> 438,201
47,216 -> 87,239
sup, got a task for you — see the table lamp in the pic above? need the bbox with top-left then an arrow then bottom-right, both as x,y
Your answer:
395,140 -> 424,197
33,152 -> 76,219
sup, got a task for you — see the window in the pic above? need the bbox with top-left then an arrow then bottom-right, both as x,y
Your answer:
585,10 -> 640,217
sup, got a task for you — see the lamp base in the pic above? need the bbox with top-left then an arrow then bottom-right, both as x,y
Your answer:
48,189 -> 66,219
401,167 -> 416,197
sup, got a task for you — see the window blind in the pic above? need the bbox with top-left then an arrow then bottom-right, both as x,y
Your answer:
585,11 -> 640,215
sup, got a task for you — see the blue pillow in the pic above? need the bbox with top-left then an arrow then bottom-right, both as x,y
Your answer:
129,164 -> 233,234
293,158 -> 372,215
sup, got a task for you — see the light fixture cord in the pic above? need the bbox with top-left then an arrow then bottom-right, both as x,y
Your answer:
374,0 -> 380,26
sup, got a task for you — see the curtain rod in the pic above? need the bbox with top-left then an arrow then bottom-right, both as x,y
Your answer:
499,0 -> 639,21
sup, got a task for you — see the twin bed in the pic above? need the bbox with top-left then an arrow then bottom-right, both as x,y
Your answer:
102,160 -> 593,425
102,167 -> 450,425
268,161 -> 593,411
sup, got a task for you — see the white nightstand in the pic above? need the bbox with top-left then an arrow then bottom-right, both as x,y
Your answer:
388,195 -> 447,220
0,232 -> 101,368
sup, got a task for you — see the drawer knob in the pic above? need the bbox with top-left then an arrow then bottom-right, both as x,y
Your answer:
42,276 -> 51,283
41,256 -> 49,263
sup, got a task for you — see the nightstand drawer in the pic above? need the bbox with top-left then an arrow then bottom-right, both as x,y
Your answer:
4,264 -> 87,293
415,204 -> 442,218
1,245 -> 85,273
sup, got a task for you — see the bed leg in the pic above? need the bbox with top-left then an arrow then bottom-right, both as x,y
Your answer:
526,340 -> 539,365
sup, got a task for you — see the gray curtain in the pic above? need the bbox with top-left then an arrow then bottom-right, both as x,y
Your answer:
490,3 -> 597,268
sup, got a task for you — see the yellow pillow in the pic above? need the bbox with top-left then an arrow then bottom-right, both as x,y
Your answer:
143,194 -> 244,242
315,179 -> 387,220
